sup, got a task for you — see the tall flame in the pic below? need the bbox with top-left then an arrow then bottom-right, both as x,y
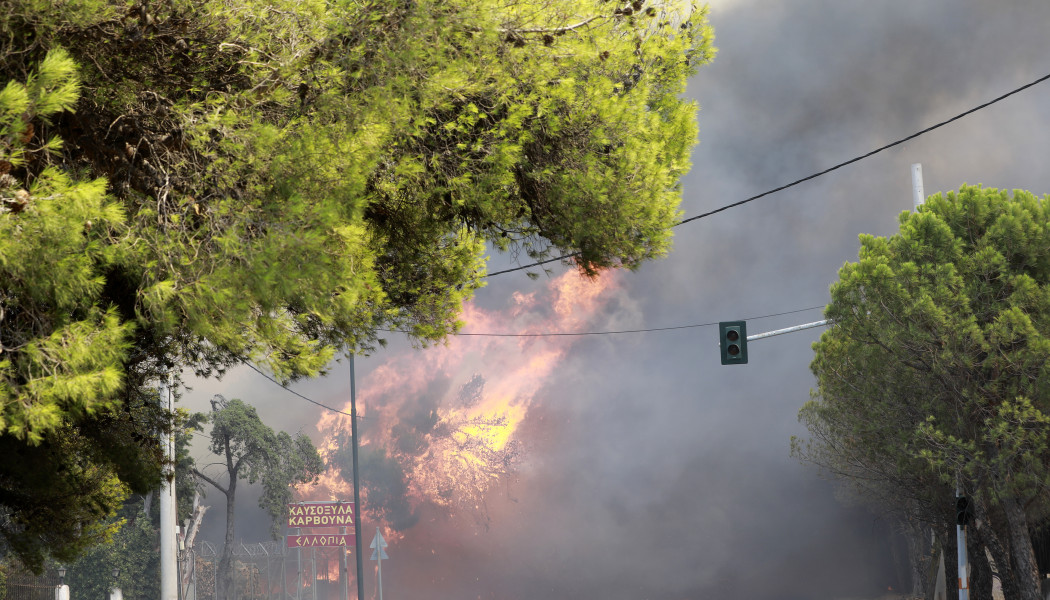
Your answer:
305,270 -> 619,561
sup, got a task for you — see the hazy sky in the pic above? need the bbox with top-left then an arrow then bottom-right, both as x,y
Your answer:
182,2 -> 1050,599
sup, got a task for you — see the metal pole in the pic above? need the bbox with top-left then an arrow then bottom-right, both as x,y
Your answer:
914,162 -> 967,598
350,355 -> 365,600
160,376 -> 179,600
911,163 -> 925,210
177,540 -> 184,600
957,481 -> 969,600
745,319 -> 830,342
342,527 -> 348,600
311,549 -> 317,600
265,546 -> 271,600
914,162 -> 966,598
375,528 -> 383,600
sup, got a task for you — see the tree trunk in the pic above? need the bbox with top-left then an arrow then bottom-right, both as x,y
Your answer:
940,524 -> 960,600
974,499 -> 1019,600
1001,494 -> 1041,600
218,477 -> 238,600
905,523 -> 931,598
965,529 -> 993,600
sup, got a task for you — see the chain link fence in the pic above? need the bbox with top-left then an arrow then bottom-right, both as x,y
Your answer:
3,568 -> 61,600
196,540 -> 302,600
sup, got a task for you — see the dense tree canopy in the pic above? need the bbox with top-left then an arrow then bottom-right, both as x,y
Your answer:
798,186 -> 1050,600
0,0 -> 714,567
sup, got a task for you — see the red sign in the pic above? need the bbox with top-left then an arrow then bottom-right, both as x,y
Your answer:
286,534 -> 353,548
287,502 -> 355,528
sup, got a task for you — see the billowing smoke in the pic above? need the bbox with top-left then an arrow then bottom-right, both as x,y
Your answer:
186,1 -> 1050,598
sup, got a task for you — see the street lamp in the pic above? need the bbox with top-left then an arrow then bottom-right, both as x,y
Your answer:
56,566 -> 69,600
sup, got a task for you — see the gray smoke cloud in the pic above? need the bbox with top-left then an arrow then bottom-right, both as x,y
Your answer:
183,1 -> 1050,598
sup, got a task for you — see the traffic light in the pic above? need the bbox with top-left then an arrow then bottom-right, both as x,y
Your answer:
719,321 -> 748,365
956,496 -> 973,526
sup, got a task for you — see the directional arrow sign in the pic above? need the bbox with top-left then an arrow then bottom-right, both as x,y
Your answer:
370,528 -> 389,560
370,528 -> 388,600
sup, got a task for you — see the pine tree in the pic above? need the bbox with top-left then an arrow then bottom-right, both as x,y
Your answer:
0,0 -> 715,567
799,186 -> 1050,600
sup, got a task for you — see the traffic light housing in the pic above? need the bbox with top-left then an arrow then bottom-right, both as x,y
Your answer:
719,321 -> 748,365
956,496 -> 973,526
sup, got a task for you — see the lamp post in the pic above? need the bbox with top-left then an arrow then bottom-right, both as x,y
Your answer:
55,566 -> 69,600
110,567 -> 123,600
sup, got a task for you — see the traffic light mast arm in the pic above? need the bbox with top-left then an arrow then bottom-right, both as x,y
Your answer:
746,319 -> 831,342
717,319 -> 831,366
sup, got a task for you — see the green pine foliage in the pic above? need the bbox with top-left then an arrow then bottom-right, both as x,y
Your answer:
0,49 -> 130,443
0,0 -> 714,568
0,50 -> 158,572
799,186 -> 1050,598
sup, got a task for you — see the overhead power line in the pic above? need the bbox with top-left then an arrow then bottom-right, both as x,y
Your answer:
487,69 -> 1050,278
445,304 -> 825,337
244,362 -> 357,418
248,304 -> 826,416
241,69 -> 1050,418
676,70 -> 1050,226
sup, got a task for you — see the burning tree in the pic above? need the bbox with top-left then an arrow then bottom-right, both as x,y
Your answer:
324,375 -> 524,533
312,272 -> 618,540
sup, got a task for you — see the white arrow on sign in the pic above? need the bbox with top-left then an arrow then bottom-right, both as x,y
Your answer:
370,528 -> 388,600
369,528 -> 388,560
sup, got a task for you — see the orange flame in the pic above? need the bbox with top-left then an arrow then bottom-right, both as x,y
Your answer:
306,270 -> 620,547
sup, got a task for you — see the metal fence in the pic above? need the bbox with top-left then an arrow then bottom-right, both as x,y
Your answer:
193,541 -> 354,600
2,541 -> 347,600
4,568 -> 60,600
196,541 -> 299,600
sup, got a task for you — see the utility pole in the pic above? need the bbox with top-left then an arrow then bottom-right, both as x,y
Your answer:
915,163 -> 946,600
912,162 -> 968,600
159,376 -> 178,600
911,163 -> 925,210
956,483 -> 969,600
350,355 -> 365,600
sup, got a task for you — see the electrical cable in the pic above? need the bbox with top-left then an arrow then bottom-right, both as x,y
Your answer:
436,304 -> 825,337
224,62 -> 1050,415
381,303 -> 825,338
244,362 -> 358,418
486,69 -> 1050,278
246,304 -> 826,415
